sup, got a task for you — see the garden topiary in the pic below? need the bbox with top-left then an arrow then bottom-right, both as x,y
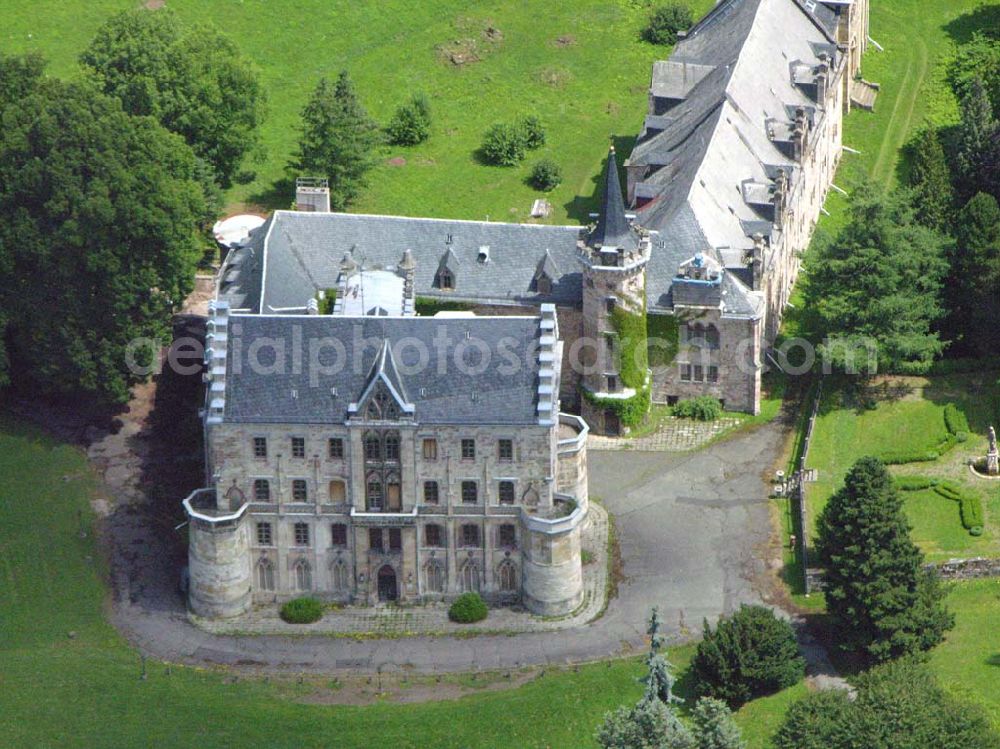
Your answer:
280,596 -> 324,624
644,3 -> 694,46
691,604 -> 805,707
448,592 -> 488,623
529,158 -> 562,191
672,396 -> 723,421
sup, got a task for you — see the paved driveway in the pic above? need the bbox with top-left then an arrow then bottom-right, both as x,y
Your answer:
113,422 -> 785,674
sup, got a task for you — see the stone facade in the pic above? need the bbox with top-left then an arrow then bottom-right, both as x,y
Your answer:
184,303 -> 590,619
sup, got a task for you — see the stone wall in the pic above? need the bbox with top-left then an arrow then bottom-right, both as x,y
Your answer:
929,557 -> 1000,580
188,517 -> 252,618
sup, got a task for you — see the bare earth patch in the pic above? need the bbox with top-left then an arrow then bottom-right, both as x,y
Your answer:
538,66 -> 572,87
386,156 -> 407,167
436,18 -> 503,66
144,0 -> 165,9
554,34 -> 576,47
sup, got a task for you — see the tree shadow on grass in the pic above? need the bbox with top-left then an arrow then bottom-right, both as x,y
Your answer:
246,176 -> 295,212
943,4 -> 1000,45
986,654 -> 1000,667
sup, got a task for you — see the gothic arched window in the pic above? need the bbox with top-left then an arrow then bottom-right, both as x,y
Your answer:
498,560 -> 518,593
425,562 -> 445,593
256,558 -> 275,591
364,431 -> 381,460
293,559 -> 312,592
705,324 -> 720,349
384,432 -> 401,461
330,560 -> 349,592
366,473 -> 383,510
460,561 -> 480,593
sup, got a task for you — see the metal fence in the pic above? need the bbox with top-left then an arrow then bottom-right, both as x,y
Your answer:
796,377 -> 823,593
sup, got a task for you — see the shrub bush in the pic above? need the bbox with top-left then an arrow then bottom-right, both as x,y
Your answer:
518,114 -> 546,150
944,403 -> 971,436
386,93 -> 431,145
932,481 -> 985,531
280,597 -> 324,624
644,3 -> 694,45
481,122 -> 527,166
529,159 -> 562,191
672,396 -> 723,421
894,475 -> 938,491
879,449 -> 939,465
448,592 -> 488,623
691,604 -> 805,707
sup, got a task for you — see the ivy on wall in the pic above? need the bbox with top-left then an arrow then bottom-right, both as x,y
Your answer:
647,313 -> 679,368
582,292 -> 651,427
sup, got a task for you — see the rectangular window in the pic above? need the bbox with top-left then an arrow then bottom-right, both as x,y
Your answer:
291,437 -> 305,459
461,481 -> 478,504
708,366 -> 719,383
388,528 -> 402,551
422,438 -> 438,460
328,438 -> 344,459
680,364 -> 692,382
331,523 -> 347,547
461,438 -> 475,460
498,524 -> 516,548
292,479 -> 308,502
425,524 -> 443,547
461,524 -> 480,547
605,297 -> 616,314
256,522 -> 273,546
693,365 -> 704,382
368,528 -> 383,552
607,375 -> 618,392
423,480 -> 439,505
253,479 -> 270,502
498,481 -> 515,505
294,522 -> 310,547
253,437 -> 268,459
498,439 -> 513,461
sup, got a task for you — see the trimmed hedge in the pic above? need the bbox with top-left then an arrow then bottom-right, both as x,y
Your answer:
880,449 -> 939,465
943,404 -> 971,437
448,592 -> 488,623
894,475 -> 938,491
933,481 -> 985,531
414,297 -> 475,316
673,396 -> 723,421
280,597 -> 324,624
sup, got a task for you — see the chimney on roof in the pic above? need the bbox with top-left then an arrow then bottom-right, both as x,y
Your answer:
816,53 -> 830,102
752,232 -> 766,291
398,249 -> 416,315
773,169 -> 788,226
793,107 -> 809,160
295,177 -> 331,213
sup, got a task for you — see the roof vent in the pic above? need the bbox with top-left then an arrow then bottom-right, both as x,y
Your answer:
291,388 -> 298,399
330,387 -> 338,397
477,245 -> 490,264
419,387 -> 427,397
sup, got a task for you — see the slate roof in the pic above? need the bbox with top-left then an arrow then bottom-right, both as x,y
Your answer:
217,211 -> 586,313
223,314 -> 544,426
627,0 -> 841,317
589,147 -> 639,252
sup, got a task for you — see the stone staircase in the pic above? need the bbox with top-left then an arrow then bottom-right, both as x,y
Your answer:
850,79 -> 880,111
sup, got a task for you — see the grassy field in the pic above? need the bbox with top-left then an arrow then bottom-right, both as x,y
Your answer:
802,374 -> 1000,562
3,0 -> 714,223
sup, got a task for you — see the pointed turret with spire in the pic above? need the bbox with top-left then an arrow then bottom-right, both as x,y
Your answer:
589,145 -> 639,253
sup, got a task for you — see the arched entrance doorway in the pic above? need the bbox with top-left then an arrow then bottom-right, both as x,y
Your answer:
377,565 -> 398,602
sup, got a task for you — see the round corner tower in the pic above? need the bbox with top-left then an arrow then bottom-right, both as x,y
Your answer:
184,487 -> 252,619
579,146 -> 652,436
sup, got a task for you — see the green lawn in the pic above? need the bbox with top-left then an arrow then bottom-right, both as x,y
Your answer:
802,374 -> 1000,562
3,0 -> 714,222
0,414 -> 796,747
931,579 -> 1000,730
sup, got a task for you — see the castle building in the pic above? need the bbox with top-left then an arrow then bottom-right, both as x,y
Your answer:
214,0 -> 868,431
185,250 -> 592,618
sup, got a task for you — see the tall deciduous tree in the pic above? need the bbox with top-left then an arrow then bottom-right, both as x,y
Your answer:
804,184 -> 949,374
815,457 -> 953,662
0,77 -> 211,404
947,192 -> 1000,355
0,51 -> 46,114
80,9 -> 266,187
907,125 -> 954,231
291,72 -> 381,210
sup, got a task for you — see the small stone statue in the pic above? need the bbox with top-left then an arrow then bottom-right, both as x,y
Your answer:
988,426 -> 999,476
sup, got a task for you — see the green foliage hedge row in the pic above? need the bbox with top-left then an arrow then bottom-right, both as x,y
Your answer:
414,297 -> 475,316
672,396 -> 723,421
879,449 -> 940,465
894,476 -> 984,535
933,481 -> 984,533
448,592 -> 488,623
279,597 -> 324,624
943,403 -> 971,436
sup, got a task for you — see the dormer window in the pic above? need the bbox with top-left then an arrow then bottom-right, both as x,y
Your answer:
536,274 -> 552,294
436,269 -> 454,290
477,246 -> 490,264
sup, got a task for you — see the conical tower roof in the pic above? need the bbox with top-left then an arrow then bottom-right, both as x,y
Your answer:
590,146 -> 638,251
